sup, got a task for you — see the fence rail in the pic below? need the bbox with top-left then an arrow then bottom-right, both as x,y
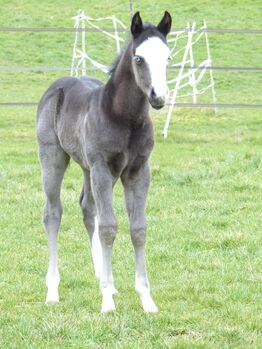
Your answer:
0,27 -> 262,33
1,102 -> 262,109
1,25 -> 261,109
1,66 -> 262,72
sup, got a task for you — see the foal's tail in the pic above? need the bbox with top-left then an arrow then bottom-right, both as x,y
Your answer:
53,88 -> 64,130
36,85 -> 66,149
79,186 -> 84,207
37,76 -> 83,124
55,88 -> 64,118
37,87 -> 64,122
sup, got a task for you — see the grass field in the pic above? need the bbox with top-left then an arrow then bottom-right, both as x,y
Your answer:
0,0 -> 262,348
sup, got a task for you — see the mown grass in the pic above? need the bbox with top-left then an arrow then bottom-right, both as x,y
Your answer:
1,107 -> 261,348
0,0 -> 262,348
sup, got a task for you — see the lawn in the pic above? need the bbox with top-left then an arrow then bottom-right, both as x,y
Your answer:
0,0 -> 261,348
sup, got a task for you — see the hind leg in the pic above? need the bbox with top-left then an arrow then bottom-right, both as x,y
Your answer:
121,163 -> 158,313
80,169 -> 118,296
90,161 -> 119,313
80,169 -> 102,279
39,143 -> 69,304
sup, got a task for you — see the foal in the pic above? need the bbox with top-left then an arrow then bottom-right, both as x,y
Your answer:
37,11 -> 172,313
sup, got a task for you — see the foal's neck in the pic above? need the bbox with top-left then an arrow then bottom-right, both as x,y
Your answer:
103,44 -> 149,125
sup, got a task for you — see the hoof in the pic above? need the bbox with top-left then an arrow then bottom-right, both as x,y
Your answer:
101,298 -> 116,313
139,291 -> 158,313
143,300 -> 158,313
45,298 -> 59,305
45,290 -> 59,305
101,288 -> 116,313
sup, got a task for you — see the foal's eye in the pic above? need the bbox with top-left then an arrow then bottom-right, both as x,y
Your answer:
133,55 -> 143,64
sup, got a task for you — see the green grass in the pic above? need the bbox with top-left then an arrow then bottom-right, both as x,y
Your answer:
0,0 -> 262,348
1,108 -> 261,348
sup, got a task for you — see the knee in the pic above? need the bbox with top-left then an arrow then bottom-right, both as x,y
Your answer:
99,224 -> 117,246
80,202 -> 94,222
80,190 -> 95,217
80,196 -> 95,229
43,201 -> 62,227
131,229 -> 146,247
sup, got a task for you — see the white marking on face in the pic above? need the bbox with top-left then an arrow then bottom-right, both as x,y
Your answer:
135,36 -> 170,99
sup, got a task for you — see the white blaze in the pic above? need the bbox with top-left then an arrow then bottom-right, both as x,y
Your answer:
135,37 -> 170,98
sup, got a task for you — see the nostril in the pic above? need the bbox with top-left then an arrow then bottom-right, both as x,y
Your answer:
150,88 -> 157,99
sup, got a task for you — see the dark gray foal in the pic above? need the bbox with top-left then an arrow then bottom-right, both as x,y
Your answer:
36,11 -> 172,313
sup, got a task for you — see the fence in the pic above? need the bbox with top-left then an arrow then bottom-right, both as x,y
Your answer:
0,26 -> 261,109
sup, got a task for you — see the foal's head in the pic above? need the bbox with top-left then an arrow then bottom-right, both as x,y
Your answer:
131,11 -> 172,109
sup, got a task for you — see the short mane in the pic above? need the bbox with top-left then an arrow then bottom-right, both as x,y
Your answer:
108,50 -> 124,76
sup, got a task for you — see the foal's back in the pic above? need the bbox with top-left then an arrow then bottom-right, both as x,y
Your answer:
36,76 -> 103,162
37,76 -> 102,122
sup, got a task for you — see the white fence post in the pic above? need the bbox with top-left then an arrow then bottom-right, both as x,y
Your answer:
70,12 -> 217,131
112,15 -> 120,54
71,10 -> 81,76
204,20 -> 218,115
163,23 -> 193,138
163,21 -> 218,136
189,22 -> 197,104
81,10 -> 86,76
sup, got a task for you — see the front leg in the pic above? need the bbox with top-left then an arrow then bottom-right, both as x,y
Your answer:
121,163 -> 158,313
90,161 -> 118,313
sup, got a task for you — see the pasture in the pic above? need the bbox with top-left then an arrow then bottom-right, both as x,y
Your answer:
0,0 -> 261,348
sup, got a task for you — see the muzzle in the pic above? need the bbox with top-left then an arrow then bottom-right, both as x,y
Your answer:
149,88 -> 168,110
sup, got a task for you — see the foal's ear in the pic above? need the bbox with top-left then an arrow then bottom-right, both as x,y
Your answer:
131,11 -> 143,37
157,11 -> 172,36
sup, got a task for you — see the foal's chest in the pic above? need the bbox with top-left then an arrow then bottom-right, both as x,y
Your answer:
107,124 -> 154,177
